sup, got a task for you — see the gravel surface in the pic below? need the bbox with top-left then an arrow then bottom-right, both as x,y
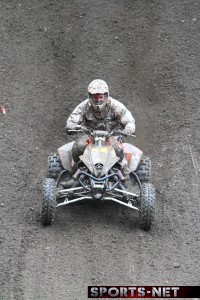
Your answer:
0,0 -> 199,299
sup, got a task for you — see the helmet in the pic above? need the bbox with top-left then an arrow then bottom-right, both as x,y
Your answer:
88,79 -> 109,112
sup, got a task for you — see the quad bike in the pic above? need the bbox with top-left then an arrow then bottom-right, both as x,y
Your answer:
41,126 -> 156,230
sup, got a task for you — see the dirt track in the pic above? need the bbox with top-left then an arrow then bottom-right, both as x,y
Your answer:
0,0 -> 199,299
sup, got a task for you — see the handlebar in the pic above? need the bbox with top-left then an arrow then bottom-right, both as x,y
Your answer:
67,125 -> 135,138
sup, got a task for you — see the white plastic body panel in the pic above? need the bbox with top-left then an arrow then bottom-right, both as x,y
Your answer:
123,143 -> 143,172
58,141 -> 74,172
57,141 -> 143,174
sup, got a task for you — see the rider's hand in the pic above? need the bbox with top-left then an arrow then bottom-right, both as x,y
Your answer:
66,126 -> 78,135
80,125 -> 91,134
124,127 -> 135,135
75,125 -> 82,130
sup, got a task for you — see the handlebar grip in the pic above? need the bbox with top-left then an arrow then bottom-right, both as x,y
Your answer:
67,130 -> 78,135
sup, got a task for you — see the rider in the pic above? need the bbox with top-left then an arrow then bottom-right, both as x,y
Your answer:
65,79 -> 135,186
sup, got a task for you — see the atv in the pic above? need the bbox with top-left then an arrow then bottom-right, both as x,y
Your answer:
41,126 -> 156,230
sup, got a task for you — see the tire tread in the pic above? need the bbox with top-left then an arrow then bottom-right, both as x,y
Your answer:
136,156 -> 151,182
47,153 -> 63,178
140,182 -> 156,230
41,178 -> 56,225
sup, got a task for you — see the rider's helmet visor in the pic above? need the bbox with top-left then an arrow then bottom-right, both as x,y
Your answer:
91,93 -> 108,104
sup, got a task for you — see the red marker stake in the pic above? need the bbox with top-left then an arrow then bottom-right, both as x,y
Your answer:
1,106 -> 6,114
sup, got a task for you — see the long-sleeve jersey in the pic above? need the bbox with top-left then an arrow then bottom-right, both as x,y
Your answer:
66,97 -> 135,133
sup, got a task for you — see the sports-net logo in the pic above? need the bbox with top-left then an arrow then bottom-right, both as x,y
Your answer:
88,286 -> 200,298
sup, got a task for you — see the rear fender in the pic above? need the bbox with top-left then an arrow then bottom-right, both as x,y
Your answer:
57,141 -> 74,172
123,143 -> 143,172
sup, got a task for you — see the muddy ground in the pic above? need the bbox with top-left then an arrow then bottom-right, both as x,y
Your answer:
0,0 -> 199,299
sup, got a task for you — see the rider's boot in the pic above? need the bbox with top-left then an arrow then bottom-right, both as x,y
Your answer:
61,178 -> 75,188
61,161 -> 78,188
123,176 -> 132,191
119,157 -> 129,177
119,158 -> 132,191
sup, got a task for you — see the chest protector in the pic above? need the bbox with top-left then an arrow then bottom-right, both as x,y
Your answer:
83,103 -> 122,132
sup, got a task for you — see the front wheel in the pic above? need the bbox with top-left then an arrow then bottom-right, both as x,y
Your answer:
139,183 -> 156,231
41,178 -> 57,226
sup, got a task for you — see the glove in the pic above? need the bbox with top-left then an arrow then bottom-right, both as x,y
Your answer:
124,126 -> 135,135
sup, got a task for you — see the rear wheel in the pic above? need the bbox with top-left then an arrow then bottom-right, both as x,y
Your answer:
41,178 -> 57,226
47,153 -> 63,179
139,183 -> 156,231
136,156 -> 151,182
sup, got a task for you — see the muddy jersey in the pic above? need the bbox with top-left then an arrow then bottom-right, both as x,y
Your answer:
66,97 -> 135,133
